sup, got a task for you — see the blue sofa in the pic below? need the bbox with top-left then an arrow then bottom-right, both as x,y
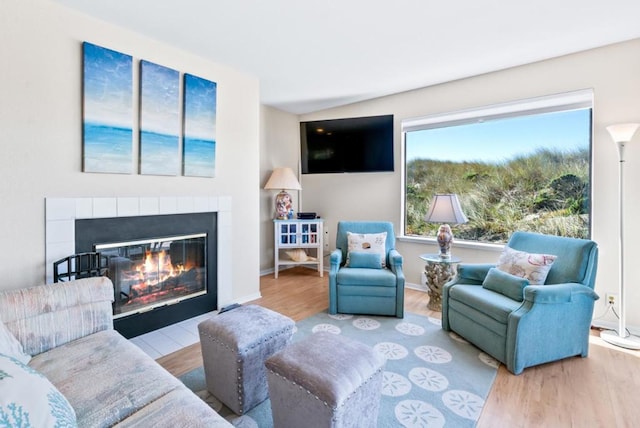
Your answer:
442,231 -> 599,374
329,221 -> 405,317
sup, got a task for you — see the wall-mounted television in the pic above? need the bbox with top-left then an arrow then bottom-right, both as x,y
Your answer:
300,114 -> 394,174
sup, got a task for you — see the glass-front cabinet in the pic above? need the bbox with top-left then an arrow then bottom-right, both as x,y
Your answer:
273,219 -> 323,278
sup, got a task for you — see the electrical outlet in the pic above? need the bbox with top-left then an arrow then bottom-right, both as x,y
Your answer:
606,293 -> 618,306
324,227 -> 330,251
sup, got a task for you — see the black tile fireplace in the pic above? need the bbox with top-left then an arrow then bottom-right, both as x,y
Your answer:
75,212 -> 217,338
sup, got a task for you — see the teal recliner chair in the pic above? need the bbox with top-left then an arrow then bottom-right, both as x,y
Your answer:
442,231 -> 599,374
329,221 -> 405,318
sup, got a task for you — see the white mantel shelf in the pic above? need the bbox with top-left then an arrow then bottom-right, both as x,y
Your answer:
44,196 -> 233,308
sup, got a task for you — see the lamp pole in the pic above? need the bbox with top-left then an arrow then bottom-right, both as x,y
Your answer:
601,124 -> 640,349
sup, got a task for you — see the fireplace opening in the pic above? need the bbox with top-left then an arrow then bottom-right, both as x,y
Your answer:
96,233 -> 207,319
75,212 -> 217,338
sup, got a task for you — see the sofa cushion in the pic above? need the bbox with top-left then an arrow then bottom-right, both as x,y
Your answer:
496,246 -> 556,285
0,320 -> 30,364
336,267 -> 397,286
0,353 -> 77,427
29,330 -> 187,427
113,388 -> 231,428
482,267 -> 530,302
347,251 -> 383,269
448,284 -> 522,325
346,232 -> 387,267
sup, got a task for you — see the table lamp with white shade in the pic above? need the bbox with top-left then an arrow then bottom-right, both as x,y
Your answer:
424,193 -> 468,258
264,167 -> 302,220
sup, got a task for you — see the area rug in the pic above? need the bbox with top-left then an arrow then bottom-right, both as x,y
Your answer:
179,311 -> 499,427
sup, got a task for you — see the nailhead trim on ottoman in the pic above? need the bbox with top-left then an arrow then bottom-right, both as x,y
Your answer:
198,305 -> 295,415
265,331 -> 386,428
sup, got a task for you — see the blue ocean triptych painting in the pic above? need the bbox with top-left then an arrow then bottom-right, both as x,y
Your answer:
82,43 -> 133,174
82,42 -> 217,177
140,60 -> 180,176
184,74 -> 217,177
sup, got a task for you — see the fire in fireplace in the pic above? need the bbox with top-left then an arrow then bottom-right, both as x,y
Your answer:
96,233 -> 207,319
75,212 -> 217,338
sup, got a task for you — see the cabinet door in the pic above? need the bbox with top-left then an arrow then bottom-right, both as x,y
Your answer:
299,222 -> 320,245
280,223 -> 297,246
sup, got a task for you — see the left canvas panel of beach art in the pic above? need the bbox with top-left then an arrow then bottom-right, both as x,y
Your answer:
82,42 -> 133,174
139,60 -> 180,175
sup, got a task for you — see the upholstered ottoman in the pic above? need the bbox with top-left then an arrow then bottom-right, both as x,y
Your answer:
265,331 -> 386,428
198,305 -> 295,415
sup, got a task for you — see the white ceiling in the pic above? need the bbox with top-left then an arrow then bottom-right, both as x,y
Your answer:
53,0 -> 640,114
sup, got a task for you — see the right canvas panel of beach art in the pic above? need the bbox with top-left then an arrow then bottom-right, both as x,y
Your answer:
139,60 -> 180,175
183,73 -> 217,177
82,42 -> 133,174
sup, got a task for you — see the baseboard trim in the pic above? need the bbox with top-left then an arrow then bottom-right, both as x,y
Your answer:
406,282 -> 428,293
591,319 -> 640,336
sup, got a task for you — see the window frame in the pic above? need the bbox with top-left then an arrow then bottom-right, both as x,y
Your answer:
399,89 -> 594,245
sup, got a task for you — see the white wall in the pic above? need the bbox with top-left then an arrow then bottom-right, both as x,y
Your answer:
0,0 -> 261,302
262,38 -> 640,329
259,106 -> 302,273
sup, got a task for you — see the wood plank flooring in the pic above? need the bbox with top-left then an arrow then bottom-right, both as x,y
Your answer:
157,267 -> 640,427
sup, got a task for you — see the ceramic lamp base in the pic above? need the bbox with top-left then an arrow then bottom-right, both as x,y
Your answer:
436,224 -> 453,258
274,190 -> 292,219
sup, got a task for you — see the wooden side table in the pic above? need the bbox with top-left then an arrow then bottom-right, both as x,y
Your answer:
419,253 -> 461,311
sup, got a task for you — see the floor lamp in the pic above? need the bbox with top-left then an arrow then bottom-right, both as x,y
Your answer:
601,123 -> 640,350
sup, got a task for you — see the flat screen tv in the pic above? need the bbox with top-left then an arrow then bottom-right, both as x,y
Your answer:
300,114 -> 394,174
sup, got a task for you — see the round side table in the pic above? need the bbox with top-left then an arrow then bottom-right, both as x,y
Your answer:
419,253 -> 461,311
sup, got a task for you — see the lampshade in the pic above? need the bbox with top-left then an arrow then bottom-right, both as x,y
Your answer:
264,167 -> 302,191
424,194 -> 468,224
606,123 -> 640,143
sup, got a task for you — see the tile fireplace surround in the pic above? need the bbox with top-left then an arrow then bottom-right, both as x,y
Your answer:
44,196 -> 232,308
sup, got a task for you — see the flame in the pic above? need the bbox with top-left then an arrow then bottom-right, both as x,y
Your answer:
112,240 -> 206,316
131,250 -> 185,291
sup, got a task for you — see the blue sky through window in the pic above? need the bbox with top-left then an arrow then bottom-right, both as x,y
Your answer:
405,109 -> 591,164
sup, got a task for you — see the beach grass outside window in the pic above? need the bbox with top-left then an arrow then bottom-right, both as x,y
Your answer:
402,90 -> 593,244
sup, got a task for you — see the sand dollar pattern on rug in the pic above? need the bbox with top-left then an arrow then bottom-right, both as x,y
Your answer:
299,313 -> 498,428
179,311 -> 498,427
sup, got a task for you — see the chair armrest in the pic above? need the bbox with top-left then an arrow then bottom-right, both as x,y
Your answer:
524,283 -> 599,304
330,249 -> 343,271
388,249 -> 403,272
388,249 -> 405,317
328,250 -> 343,314
453,263 -> 496,284
506,282 -> 599,374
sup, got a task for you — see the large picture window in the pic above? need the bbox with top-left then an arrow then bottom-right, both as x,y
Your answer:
403,91 -> 593,244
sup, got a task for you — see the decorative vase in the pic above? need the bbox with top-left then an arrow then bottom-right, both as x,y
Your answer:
275,191 -> 292,220
436,224 -> 453,258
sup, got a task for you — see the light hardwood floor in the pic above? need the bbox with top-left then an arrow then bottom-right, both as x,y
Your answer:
158,267 -> 640,427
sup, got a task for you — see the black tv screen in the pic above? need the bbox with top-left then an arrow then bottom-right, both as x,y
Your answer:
300,114 -> 394,174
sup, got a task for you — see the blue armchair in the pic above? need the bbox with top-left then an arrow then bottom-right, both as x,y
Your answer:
329,221 -> 405,318
442,231 -> 599,375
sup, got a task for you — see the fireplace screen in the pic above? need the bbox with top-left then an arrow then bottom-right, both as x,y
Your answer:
96,233 -> 207,319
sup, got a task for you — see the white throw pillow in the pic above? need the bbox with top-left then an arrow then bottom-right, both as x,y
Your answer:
346,231 -> 387,268
496,246 -> 557,285
0,353 -> 77,427
0,320 -> 30,364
